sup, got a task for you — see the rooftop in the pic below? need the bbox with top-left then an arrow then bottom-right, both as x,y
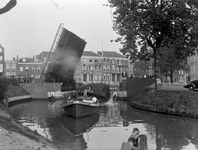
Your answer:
97,51 -> 126,58
82,51 -> 101,57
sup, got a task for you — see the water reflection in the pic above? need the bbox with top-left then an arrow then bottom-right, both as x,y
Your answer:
9,99 -> 198,150
62,112 -> 99,136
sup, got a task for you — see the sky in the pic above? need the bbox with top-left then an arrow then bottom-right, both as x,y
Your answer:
0,0 -> 122,60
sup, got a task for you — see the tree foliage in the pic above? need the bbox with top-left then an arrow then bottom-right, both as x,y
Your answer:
159,46 -> 187,82
109,0 -> 198,89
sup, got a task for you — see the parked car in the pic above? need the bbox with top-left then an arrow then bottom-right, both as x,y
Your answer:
184,80 -> 198,91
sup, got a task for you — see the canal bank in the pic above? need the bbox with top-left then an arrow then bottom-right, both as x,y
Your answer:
0,108 -> 60,150
131,83 -> 198,119
0,84 -> 61,150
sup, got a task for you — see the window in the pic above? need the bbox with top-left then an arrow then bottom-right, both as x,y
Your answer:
12,64 -> 16,69
90,66 -> 94,71
20,66 -> 23,71
103,66 -> 106,71
112,65 -> 115,72
6,72 -> 10,76
103,74 -> 106,80
6,63 -> 10,68
35,74 -> 40,79
22,58 -> 26,62
25,65 -> 29,71
94,75 -> 97,80
0,56 -> 3,61
95,65 -> 98,70
107,66 -> 110,71
83,64 -> 86,70
37,67 -> 41,71
112,59 -> 115,64
107,58 -> 110,63
95,59 -> 98,63
82,58 -> 86,63
11,71 -> 16,76
98,75 -> 101,80
32,67 -> 35,71
107,74 -> 110,80
117,59 -> 119,64
89,59 -> 92,63
44,57 -> 47,62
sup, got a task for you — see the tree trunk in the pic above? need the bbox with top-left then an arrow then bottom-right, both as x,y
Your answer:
154,49 -> 157,90
170,70 -> 173,83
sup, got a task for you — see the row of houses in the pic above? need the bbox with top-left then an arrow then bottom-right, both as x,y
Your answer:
1,44 -> 146,84
2,43 -> 194,84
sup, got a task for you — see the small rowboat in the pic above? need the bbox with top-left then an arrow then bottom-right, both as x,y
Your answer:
62,96 -> 99,118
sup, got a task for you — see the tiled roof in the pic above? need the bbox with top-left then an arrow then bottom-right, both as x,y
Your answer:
18,57 -> 34,62
82,51 -> 101,57
97,51 -> 126,58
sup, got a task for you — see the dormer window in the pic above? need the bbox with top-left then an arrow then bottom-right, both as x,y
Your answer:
22,58 -> 26,62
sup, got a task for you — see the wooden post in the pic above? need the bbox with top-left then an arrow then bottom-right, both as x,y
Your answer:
4,94 -> 8,112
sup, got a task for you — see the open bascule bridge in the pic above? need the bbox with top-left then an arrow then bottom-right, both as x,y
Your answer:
20,23 -> 87,99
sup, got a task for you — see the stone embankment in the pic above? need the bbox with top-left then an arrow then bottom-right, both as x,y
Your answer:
19,83 -> 62,98
131,83 -> 198,119
0,84 -> 61,150
0,109 -> 60,150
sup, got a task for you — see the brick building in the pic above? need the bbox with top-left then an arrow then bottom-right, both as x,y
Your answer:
17,57 -> 43,82
4,60 -> 17,77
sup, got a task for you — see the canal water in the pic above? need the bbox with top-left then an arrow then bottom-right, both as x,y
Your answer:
9,99 -> 198,150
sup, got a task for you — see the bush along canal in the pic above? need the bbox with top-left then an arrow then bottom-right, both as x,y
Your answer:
131,86 -> 198,119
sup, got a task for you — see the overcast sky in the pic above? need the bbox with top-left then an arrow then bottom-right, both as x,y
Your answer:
0,0 -> 122,60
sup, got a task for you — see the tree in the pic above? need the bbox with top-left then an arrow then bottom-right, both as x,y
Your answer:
0,0 -> 17,15
159,46 -> 187,83
108,0 -> 198,90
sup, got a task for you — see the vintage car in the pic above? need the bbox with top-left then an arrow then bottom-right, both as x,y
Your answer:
184,80 -> 198,91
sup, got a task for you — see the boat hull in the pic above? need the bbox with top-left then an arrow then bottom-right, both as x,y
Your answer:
62,101 -> 99,118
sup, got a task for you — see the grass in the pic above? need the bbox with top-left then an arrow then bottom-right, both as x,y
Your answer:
131,84 -> 198,117
7,85 -> 30,98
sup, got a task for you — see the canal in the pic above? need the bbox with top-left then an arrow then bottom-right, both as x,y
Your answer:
9,99 -> 198,150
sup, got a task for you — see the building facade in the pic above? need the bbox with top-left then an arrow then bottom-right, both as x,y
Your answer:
0,44 -> 5,76
4,60 -> 17,77
17,57 -> 43,82
188,51 -> 198,81
75,51 -> 130,84
75,51 -> 103,83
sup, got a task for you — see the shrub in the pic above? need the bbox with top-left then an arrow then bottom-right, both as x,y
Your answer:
132,88 -> 198,116
0,77 -> 8,103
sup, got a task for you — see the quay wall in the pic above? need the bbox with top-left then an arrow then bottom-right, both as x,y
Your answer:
120,78 -> 154,97
19,83 -> 62,98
